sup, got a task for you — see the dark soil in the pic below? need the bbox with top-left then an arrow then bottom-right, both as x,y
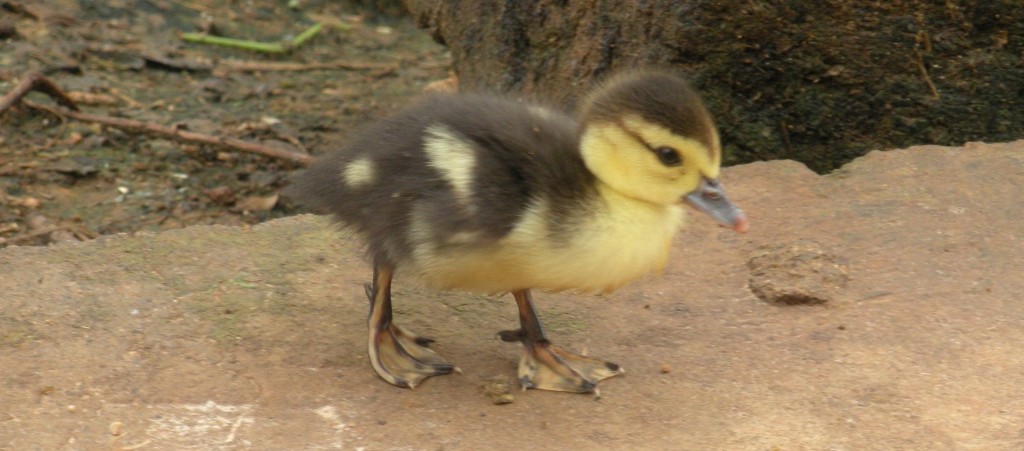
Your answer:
0,0 -> 449,248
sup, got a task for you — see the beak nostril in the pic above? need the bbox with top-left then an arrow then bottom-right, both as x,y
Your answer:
704,192 -> 721,200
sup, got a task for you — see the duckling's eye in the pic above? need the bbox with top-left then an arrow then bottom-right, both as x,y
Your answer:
654,146 -> 682,167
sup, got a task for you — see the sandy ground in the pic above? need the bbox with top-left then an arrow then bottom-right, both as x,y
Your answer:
2,141 -> 1023,450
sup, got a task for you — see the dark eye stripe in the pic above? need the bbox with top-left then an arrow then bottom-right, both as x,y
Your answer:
654,146 -> 682,166
614,120 -> 686,167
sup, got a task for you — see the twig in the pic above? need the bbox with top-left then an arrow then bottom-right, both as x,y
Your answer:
0,71 -> 78,114
217,59 -> 397,73
779,120 -> 792,154
182,33 -> 289,54
25,101 -> 313,165
290,22 -> 324,48
139,53 -> 397,74
916,30 -> 933,54
1,0 -> 41,20
107,87 -> 143,108
181,23 -> 323,54
914,50 -> 939,99
0,71 -> 313,165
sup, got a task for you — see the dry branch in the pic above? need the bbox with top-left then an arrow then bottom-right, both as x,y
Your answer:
139,53 -> 398,74
0,72 -> 78,113
218,59 -> 397,73
25,101 -> 313,165
914,50 -> 940,99
0,0 -> 41,20
0,71 -> 313,166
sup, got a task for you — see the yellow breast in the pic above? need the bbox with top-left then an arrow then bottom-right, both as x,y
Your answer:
403,183 -> 684,294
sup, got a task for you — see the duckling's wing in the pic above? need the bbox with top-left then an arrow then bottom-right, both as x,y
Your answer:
287,94 -> 594,266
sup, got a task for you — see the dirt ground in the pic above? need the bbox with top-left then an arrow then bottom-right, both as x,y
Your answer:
1,0 -> 450,247
2,141 -> 1023,450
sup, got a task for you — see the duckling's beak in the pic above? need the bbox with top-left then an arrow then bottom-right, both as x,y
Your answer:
684,178 -> 749,233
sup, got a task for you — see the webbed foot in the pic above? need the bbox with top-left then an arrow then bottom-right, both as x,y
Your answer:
500,290 -> 624,394
365,262 -> 456,389
515,337 -> 623,393
370,321 -> 454,388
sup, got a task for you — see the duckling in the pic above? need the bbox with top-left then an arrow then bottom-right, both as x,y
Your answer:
287,69 -> 748,394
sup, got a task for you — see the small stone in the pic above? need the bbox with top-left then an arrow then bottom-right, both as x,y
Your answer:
47,157 -> 99,176
747,240 -> 849,305
66,405 -> 76,413
234,194 -> 279,212
109,421 -> 124,436
13,196 -> 41,208
0,22 -> 17,39
423,75 -> 459,94
482,378 -> 515,405
660,364 -> 672,374
67,132 -> 83,145
493,394 -> 515,405
203,186 -> 235,204
248,170 -> 281,188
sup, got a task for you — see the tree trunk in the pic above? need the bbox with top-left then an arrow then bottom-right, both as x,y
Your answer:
403,0 -> 1024,172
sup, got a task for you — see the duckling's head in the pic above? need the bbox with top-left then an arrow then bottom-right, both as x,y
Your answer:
579,70 -> 748,232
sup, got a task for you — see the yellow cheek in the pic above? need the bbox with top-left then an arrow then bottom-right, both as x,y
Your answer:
580,126 -> 649,201
622,116 -> 719,177
580,122 -> 714,205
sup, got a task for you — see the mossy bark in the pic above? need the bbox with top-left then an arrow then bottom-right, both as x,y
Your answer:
404,0 -> 1023,172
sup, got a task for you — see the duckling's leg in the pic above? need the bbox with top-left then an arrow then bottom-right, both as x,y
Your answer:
498,290 -> 624,394
365,261 -> 455,388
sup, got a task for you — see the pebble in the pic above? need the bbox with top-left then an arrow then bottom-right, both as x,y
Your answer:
493,394 -> 515,405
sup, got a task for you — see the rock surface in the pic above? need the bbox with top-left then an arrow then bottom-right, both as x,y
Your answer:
1,141 -> 1023,449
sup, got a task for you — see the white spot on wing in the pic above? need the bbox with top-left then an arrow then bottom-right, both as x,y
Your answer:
342,156 -> 375,188
528,105 -> 558,122
423,124 -> 476,209
447,230 -> 482,244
